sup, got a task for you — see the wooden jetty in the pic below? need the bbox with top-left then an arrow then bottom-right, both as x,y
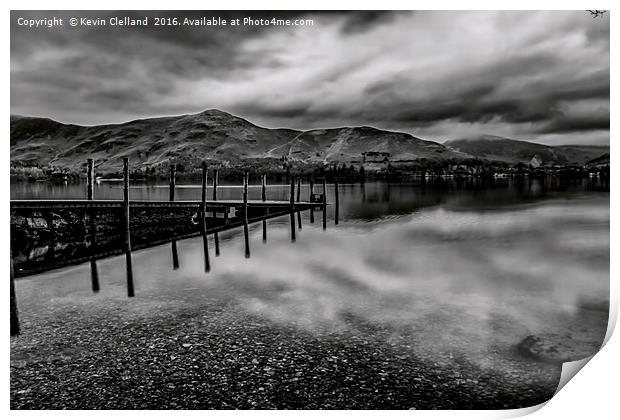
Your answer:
9,159 -> 340,336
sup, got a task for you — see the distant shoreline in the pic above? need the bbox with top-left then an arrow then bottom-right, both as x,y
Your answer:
10,160 -> 611,184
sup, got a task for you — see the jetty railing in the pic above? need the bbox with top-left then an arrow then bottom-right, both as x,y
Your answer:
10,158 -> 341,336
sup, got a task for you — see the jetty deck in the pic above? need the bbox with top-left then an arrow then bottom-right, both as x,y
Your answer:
10,158 -> 340,336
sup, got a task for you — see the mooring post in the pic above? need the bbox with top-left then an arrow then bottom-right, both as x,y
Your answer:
212,169 -> 220,257
290,176 -> 296,242
201,162 -> 210,272
261,174 -> 267,243
296,177 -> 302,230
243,172 -> 251,258
10,252 -> 20,336
335,178 -> 340,225
123,157 -> 135,297
309,178 -> 315,224
87,159 -> 100,292
87,158 -> 95,200
322,178 -> 327,230
169,164 -> 179,269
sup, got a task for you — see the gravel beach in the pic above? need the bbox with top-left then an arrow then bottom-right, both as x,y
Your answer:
11,288 -> 560,409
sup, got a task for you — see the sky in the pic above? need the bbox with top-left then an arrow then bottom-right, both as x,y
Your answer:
10,10 -> 610,145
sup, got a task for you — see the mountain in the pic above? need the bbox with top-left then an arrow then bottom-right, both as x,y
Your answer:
586,153 -> 610,166
11,110 -> 298,173
269,126 -> 463,162
553,145 -> 611,165
444,135 -> 609,166
10,109 -> 465,174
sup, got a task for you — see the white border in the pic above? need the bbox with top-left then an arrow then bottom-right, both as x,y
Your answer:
3,1 -> 616,419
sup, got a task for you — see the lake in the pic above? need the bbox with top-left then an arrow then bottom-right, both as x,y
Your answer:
10,177 -> 610,409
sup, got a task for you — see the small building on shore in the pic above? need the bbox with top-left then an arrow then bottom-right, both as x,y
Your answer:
529,155 -> 542,168
362,151 -> 390,163
362,152 -> 391,171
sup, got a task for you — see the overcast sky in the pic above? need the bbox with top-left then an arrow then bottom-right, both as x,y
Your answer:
11,10 -> 609,145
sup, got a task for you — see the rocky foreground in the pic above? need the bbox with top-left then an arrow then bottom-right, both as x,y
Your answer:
11,292 -> 560,410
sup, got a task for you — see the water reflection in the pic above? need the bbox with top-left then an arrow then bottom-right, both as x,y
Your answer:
12,178 -> 609,383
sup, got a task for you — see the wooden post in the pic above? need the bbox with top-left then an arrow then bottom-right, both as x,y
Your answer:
309,179 -> 315,224
169,164 -> 176,197
296,177 -> 302,230
335,178 -> 339,225
243,172 -> 250,258
290,176 -> 296,242
261,174 -> 267,243
123,158 -> 135,297
87,159 -> 100,292
201,162 -> 210,272
10,252 -> 19,336
169,165 -> 179,269
212,169 -> 220,257
87,158 -> 95,200
322,178 -> 327,230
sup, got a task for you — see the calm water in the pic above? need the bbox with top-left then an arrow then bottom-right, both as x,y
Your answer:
9,176 -> 610,217
11,178 -> 610,393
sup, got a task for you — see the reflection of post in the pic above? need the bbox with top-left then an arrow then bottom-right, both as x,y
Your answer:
296,177 -> 302,230
10,252 -> 20,336
201,162 -> 210,272
322,178 -> 327,230
123,158 -> 135,297
243,172 -> 250,258
289,176 -> 296,242
212,169 -> 220,257
309,179 -> 315,224
169,165 -> 179,269
335,178 -> 339,225
43,211 -> 56,264
87,159 -> 100,292
261,174 -> 267,243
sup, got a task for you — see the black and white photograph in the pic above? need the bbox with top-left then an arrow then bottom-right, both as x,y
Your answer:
9,8 -> 611,411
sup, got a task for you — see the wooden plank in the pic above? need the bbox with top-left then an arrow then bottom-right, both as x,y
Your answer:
212,169 -> 220,257
243,172 -> 250,258
10,199 -> 318,209
201,162 -> 210,272
169,165 -> 179,269
123,157 -> 135,297
10,200 -> 125,209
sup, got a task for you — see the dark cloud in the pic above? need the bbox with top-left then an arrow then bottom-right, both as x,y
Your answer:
236,102 -> 313,120
339,11 -> 402,34
10,10 -> 610,144
539,117 -> 610,134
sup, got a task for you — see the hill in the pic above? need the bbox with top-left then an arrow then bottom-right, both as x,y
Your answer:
444,135 -> 609,166
10,110 -> 466,175
270,126 -> 464,162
